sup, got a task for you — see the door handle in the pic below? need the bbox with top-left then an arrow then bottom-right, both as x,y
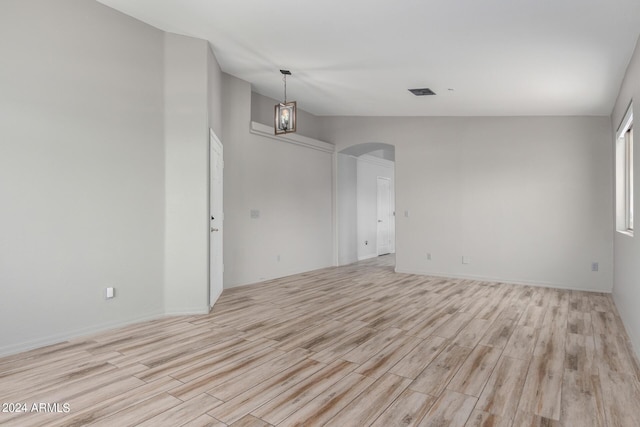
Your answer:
211,228 -> 219,232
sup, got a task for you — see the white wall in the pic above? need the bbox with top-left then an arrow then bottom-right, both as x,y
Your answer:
0,0 -> 166,355
322,116 -> 613,292
223,75 -> 334,287
338,154 -> 358,265
0,0 -> 224,356
357,155 -> 396,260
611,36 -> 640,357
207,45 -> 223,138
163,33 -> 211,315
0,0 -> 621,358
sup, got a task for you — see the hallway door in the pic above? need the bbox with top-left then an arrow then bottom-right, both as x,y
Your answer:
210,130 -> 224,308
377,177 -> 392,255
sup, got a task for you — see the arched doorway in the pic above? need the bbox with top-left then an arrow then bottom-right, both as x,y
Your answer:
337,143 -> 396,267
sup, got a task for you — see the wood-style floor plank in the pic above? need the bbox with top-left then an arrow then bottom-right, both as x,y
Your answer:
231,414 -> 274,427
409,344 -> 473,396
464,410 -> 511,427
1,254 -> 639,427
180,414 -> 227,427
453,318 -> 493,349
250,359 -> 357,425
512,410 -> 561,427
369,388 -> 435,427
518,355 -> 564,420
560,370 -> 606,427
341,327 -> 404,364
137,393 -> 223,427
353,334 -> 422,379
208,359 -> 324,425
205,348 -> 311,402
307,326 -> 377,363
277,372 -> 376,426
564,333 -> 596,374
475,356 -> 529,420
502,325 -> 538,360
389,335 -> 449,379
89,392 -> 183,427
324,372 -> 411,426
417,390 -> 477,427
599,369 -> 640,427
447,345 -> 502,397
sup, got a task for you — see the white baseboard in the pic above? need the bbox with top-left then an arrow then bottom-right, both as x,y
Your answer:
224,263 -> 335,289
164,307 -> 210,316
357,253 -> 378,261
0,310 -> 165,358
611,295 -> 640,364
338,256 -> 358,266
393,268 -> 612,294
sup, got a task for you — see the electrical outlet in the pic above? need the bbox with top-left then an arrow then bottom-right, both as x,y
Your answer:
277,254 -> 281,262
105,287 -> 115,299
365,240 -> 368,245
426,253 -> 432,260
462,256 -> 471,265
591,262 -> 599,272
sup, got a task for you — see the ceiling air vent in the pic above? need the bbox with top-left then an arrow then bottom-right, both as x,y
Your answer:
408,88 -> 436,96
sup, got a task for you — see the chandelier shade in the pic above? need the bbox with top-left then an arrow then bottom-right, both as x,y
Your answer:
274,70 -> 296,135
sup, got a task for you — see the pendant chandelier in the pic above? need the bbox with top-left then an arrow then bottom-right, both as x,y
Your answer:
274,69 -> 297,135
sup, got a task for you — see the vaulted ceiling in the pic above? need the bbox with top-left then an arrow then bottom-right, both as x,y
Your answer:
97,0 -> 640,116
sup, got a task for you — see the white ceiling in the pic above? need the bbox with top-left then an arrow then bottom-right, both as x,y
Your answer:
96,0 -> 640,117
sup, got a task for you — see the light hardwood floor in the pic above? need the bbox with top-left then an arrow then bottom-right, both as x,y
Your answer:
2,255 -> 640,426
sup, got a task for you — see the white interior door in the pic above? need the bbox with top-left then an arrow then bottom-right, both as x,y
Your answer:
210,130 -> 223,308
377,177 -> 391,255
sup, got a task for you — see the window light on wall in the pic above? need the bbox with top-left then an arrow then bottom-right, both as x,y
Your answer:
616,102 -> 634,235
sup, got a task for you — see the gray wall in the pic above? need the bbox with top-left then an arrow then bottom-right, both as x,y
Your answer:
611,36 -> 640,357
224,75 -> 334,287
208,46 -> 223,138
322,116 -> 614,292
0,0 -> 223,356
0,0 -> 166,355
163,33 -> 211,315
337,154 -> 358,265
0,0 -> 625,359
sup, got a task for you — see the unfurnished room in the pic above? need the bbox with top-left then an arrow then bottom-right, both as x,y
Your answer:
1,0 -> 640,426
